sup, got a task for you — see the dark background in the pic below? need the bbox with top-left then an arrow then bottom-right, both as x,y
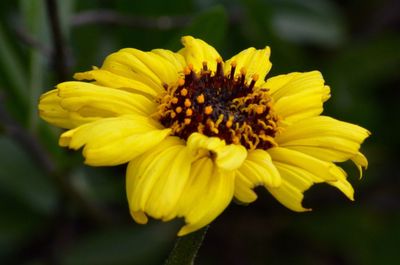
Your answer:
0,0 -> 399,264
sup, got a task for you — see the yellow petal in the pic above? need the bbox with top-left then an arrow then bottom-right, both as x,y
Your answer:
186,133 -> 247,170
151,49 -> 186,72
130,210 -> 148,224
224,46 -> 271,86
263,71 -> 330,103
178,36 -> 222,73
234,149 -> 281,203
267,147 -> 357,211
273,89 -> 325,124
266,162 -> 316,212
120,48 -> 183,86
277,116 -> 370,145
126,136 -> 183,203
38,89 -> 98,129
234,170 -> 258,203
126,136 -> 193,220
74,69 -> 160,97
176,157 -> 235,236
276,116 -> 370,172
351,152 -> 368,178
327,165 -> 354,200
57,81 -> 157,117
237,149 -> 281,187
101,51 -> 164,90
60,115 -> 171,166
268,147 -> 339,182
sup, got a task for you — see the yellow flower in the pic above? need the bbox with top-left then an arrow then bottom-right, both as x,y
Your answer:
39,36 -> 370,236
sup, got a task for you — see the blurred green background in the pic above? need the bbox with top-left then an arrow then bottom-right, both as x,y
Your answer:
0,0 -> 399,264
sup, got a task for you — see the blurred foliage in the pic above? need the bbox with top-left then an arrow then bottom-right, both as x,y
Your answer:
0,0 -> 399,264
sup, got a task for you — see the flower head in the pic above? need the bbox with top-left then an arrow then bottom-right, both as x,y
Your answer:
39,36 -> 370,236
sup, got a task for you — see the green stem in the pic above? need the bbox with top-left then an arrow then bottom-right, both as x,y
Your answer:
165,226 -> 209,265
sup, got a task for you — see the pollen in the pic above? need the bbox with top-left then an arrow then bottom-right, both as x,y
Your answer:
256,105 -> 264,114
178,78 -> 185,86
240,67 -> 247,76
184,66 -> 191,75
204,106 -> 213,115
181,88 -> 188,96
184,98 -> 191,107
157,58 -> 280,150
196,94 -> 205,104
232,136 -> 240,144
171,97 -> 178,104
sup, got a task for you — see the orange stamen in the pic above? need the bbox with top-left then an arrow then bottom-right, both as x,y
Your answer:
178,78 -> 185,86
181,88 -> 188,96
204,105 -> 213,115
256,105 -> 264,114
171,97 -> 178,104
184,98 -> 191,107
196,94 -> 205,104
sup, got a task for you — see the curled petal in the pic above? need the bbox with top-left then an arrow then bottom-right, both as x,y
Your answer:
175,157 -> 235,236
264,71 -> 330,101
101,48 -> 184,90
327,165 -> 354,201
224,46 -> 272,86
178,36 -> 222,73
39,89 -> 97,129
234,149 -> 281,203
187,133 -> 247,171
120,48 -> 184,86
74,69 -> 160,98
126,137 -> 193,221
267,147 -> 356,211
57,81 -> 157,117
266,163 -> 314,212
351,152 -> 368,178
268,147 -> 339,182
276,116 -> 370,176
60,115 -> 171,166
263,71 -> 330,124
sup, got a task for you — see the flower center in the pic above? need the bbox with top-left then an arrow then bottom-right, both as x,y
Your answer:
156,59 -> 280,150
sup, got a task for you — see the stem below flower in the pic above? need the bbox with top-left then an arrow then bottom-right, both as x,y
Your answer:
165,226 -> 209,265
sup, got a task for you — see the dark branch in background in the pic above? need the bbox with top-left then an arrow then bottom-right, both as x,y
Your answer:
15,9 -> 243,55
71,9 -> 192,30
0,95 -> 55,173
14,25 -> 52,57
0,92 -> 111,224
45,0 -> 69,81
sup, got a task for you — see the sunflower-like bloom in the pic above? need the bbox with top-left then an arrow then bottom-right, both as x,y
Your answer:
39,36 -> 369,236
